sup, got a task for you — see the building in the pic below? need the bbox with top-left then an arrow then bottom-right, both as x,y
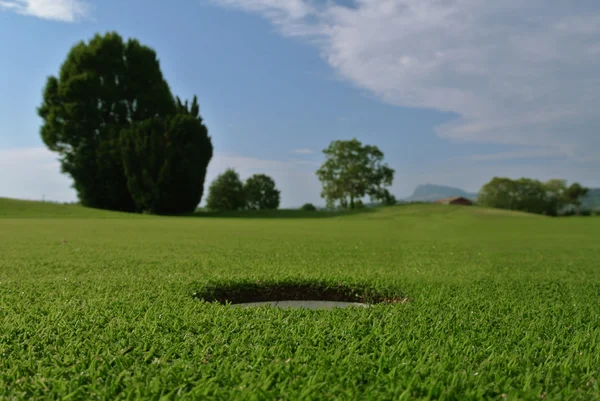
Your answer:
435,196 -> 474,206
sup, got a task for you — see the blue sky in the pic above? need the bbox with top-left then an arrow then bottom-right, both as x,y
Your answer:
1,0 -> 599,207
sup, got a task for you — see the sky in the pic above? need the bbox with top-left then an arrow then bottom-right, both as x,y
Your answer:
1,0 -> 599,208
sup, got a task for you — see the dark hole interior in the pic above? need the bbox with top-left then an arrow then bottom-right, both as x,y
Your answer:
192,280 -> 408,305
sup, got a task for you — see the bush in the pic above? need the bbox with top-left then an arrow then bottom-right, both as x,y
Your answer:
300,203 -> 317,211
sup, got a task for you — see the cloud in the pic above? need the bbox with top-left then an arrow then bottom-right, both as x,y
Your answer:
3,147 -> 598,208
394,161 -> 600,197
0,148 -> 323,208
0,0 -> 90,22
0,147 -> 76,202
205,152 -> 321,207
293,148 -> 314,155
211,0 -> 600,163
471,147 -> 568,162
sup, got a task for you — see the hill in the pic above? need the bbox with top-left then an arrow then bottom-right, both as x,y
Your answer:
403,184 -> 478,202
0,197 -> 142,218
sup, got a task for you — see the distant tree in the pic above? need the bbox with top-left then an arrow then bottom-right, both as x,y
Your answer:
120,103 -> 213,214
38,32 -> 178,212
478,177 -> 518,211
478,177 -> 589,216
205,169 -> 246,211
244,174 -> 280,210
300,203 -> 317,211
316,138 -> 395,209
564,182 -> 589,207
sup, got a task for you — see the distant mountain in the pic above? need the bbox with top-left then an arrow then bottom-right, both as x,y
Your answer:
581,188 -> 600,211
403,184 -> 478,202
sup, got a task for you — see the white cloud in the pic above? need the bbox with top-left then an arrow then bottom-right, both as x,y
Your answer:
0,148 -> 323,208
0,147 -> 76,202
204,152 -> 321,207
0,0 -> 90,22
471,148 -> 568,162
2,147 -> 598,207
211,0 -> 600,163
394,162 -> 600,197
293,148 -> 314,155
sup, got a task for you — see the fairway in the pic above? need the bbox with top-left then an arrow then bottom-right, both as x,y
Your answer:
1,200 -> 599,400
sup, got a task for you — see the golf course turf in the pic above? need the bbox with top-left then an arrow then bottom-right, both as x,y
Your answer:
1,198 -> 599,400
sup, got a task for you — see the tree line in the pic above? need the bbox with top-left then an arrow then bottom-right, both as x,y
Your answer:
205,170 -> 280,211
478,178 -> 590,216
38,32 -> 590,217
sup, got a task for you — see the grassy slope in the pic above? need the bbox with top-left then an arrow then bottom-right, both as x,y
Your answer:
0,197 -> 140,219
0,200 -> 599,400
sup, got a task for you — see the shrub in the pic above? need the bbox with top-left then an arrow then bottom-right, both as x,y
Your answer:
300,203 -> 317,211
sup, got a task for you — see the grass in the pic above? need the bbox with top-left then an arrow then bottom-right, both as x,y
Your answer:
0,199 -> 599,400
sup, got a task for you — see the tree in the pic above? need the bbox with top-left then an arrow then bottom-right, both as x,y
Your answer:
38,32 -> 178,212
244,174 -> 280,210
120,107 -> 213,215
564,182 -> 589,207
205,169 -> 246,211
379,189 -> 397,206
316,139 -> 395,209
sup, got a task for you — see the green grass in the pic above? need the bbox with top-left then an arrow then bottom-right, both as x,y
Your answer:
1,199 -> 599,400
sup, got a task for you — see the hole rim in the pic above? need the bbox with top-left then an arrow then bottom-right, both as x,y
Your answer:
191,279 -> 409,306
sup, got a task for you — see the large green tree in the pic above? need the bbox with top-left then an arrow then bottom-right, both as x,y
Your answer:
244,174 -> 280,210
120,97 -> 213,215
38,32 -> 178,212
316,139 -> 395,209
205,169 -> 246,211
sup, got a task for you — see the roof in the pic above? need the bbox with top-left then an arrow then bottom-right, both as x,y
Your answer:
435,196 -> 473,204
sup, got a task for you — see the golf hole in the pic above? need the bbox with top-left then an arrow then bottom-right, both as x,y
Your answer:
192,280 -> 408,310
233,300 -> 369,309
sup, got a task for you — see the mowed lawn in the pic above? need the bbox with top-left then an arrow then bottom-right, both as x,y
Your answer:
1,199 -> 599,400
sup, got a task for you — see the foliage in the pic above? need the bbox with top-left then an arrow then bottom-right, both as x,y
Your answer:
300,203 -> 317,211
120,110 -> 213,215
205,168 -> 246,211
37,32 -> 177,212
379,189 -> 397,205
316,138 -> 395,209
478,177 -> 589,216
1,201 -> 600,399
243,174 -> 280,210
38,32 -> 212,214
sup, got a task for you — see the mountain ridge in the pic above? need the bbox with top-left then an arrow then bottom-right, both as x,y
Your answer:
403,184 -> 478,202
